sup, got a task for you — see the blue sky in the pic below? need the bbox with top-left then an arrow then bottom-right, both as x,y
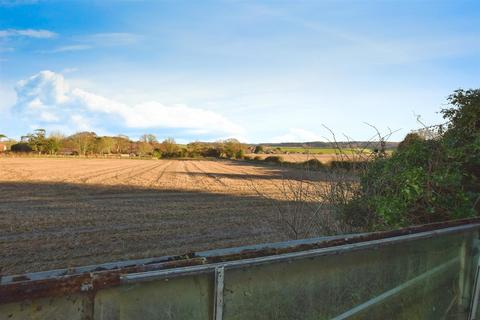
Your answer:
1,0 -> 480,143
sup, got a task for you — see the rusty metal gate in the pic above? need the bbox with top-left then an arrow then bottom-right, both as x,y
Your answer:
2,218 -> 480,319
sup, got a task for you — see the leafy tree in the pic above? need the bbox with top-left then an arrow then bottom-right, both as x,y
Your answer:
138,142 -> 154,156
70,132 -> 97,155
94,137 -> 115,154
441,89 -> 480,194
44,132 -> 65,155
185,141 -> 225,158
186,141 -> 205,157
113,135 -> 131,154
44,137 -> 60,154
22,129 -> 48,154
223,138 -> 246,159
160,138 -> 179,158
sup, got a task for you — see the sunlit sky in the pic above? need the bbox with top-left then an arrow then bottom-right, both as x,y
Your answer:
1,0 -> 479,143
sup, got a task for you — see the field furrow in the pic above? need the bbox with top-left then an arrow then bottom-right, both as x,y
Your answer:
0,157 -> 322,274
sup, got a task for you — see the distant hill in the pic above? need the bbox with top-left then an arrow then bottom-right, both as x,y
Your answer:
255,141 -> 399,150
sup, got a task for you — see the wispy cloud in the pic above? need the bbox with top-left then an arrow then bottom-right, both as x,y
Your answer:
0,28 -> 57,38
83,33 -> 141,46
246,4 -> 480,66
45,44 -> 92,53
45,32 -> 140,54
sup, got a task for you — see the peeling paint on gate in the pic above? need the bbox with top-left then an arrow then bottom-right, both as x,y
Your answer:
1,217 -> 480,319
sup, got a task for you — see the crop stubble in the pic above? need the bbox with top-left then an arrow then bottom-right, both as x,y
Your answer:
0,158 -> 323,274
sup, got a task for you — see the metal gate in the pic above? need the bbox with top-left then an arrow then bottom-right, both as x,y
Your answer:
2,218 -> 480,319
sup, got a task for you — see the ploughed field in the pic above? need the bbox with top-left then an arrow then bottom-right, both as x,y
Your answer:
0,158 -> 323,274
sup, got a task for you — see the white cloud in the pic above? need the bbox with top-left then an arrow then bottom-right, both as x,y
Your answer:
45,33 -> 140,54
84,33 -> 140,46
13,70 -> 244,137
0,29 -> 57,38
271,128 -> 324,143
47,45 -> 92,53
126,101 -> 243,133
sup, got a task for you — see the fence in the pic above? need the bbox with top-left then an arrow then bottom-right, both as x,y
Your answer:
1,218 -> 480,319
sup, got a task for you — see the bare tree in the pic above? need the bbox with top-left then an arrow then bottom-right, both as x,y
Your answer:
140,134 -> 158,144
250,125 -> 398,240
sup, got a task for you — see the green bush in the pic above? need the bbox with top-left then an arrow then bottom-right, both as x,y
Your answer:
343,89 -> 480,230
152,149 -> 162,159
359,139 -> 474,228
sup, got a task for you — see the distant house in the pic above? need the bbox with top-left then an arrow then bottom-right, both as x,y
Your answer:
0,143 -> 6,152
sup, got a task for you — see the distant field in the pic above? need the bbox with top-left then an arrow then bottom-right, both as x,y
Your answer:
246,153 -> 341,163
272,147 -> 346,154
262,146 -> 372,155
0,157 -> 325,274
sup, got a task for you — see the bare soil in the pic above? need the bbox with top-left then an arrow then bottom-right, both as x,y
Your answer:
0,158 -> 323,274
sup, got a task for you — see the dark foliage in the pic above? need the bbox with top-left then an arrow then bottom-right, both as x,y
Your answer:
302,158 -> 324,169
264,156 -> 284,163
344,89 -> 480,230
11,143 -> 33,153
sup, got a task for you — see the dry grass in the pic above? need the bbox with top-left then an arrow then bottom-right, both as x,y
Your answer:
0,158 -> 328,274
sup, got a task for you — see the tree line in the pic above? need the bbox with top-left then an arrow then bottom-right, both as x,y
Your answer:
0,130 -> 248,159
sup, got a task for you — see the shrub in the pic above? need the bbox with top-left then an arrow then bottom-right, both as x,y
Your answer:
223,139 -> 247,159
254,156 -> 262,161
354,139 -> 476,228
11,143 -> 33,153
264,156 -> 283,163
253,145 -> 264,153
152,149 -> 162,159
302,158 -> 323,169
397,133 -> 424,151
243,155 -> 252,160
341,89 -> 480,230
204,147 -> 222,158
330,160 -> 368,170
